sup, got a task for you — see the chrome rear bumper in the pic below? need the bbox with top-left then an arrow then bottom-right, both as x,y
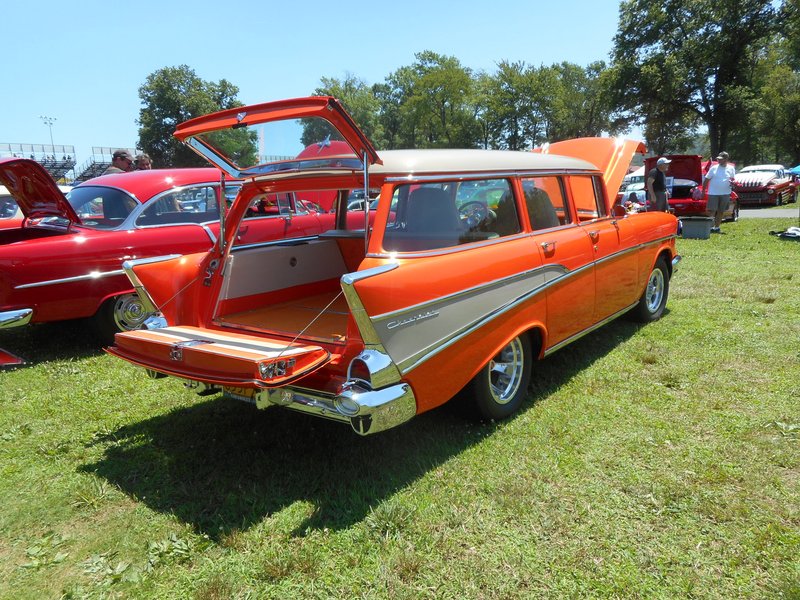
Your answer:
183,378 -> 417,436
0,308 -> 33,329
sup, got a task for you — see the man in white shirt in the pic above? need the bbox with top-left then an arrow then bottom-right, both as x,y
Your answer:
702,151 -> 736,233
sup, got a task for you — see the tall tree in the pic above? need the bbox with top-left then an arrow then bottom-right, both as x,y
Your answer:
548,61 -> 618,141
611,0 -> 778,156
301,74 -> 382,148
137,65 -> 255,168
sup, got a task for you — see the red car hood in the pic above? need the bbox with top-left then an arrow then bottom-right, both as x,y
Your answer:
0,157 -> 80,223
644,155 -> 702,183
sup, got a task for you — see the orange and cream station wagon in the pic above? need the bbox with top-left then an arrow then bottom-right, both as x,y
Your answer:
108,97 -> 680,435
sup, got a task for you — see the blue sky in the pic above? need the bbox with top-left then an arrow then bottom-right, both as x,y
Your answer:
3,0 -> 625,166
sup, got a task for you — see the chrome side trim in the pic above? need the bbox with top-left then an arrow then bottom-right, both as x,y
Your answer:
230,235 -> 319,253
543,302 -> 637,357
0,308 -> 33,329
122,254 -> 182,315
340,263 -> 399,347
15,269 -> 125,290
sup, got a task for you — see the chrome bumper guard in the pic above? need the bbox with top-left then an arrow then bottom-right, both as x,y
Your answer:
182,377 -> 417,436
0,308 -> 33,329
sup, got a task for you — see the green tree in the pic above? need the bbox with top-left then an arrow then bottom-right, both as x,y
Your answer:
137,65 -> 255,168
610,0 -> 778,156
377,52 -> 481,149
548,61 -> 619,141
301,74 -> 382,149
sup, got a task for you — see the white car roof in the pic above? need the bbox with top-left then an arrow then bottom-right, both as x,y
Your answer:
369,149 -> 599,176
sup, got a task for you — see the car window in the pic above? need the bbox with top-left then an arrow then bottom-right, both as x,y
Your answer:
136,185 -> 221,227
521,176 -> 571,230
243,192 -> 296,219
0,195 -> 18,218
67,186 -> 138,229
382,178 -> 519,253
570,175 -> 606,221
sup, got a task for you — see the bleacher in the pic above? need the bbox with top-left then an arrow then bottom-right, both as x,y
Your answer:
0,143 -> 77,182
73,147 -> 137,183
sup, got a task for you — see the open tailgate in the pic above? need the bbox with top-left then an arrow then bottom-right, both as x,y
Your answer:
108,326 -> 331,387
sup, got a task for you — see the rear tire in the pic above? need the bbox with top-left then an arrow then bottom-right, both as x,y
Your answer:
631,257 -> 669,322
91,293 -> 149,344
466,334 -> 532,421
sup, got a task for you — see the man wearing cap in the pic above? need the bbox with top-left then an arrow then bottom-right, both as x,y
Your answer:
103,150 -> 135,175
646,157 -> 671,212
702,151 -> 735,233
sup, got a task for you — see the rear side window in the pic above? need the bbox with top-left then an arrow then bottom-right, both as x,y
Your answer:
67,186 -> 138,229
136,185 -> 221,227
383,178 -> 520,252
521,177 -> 570,230
570,175 -> 606,221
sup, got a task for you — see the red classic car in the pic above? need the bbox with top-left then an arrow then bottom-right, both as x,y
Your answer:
108,97 -> 680,435
0,184 -> 71,230
0,159 -> 366,359
636,155 -> 739,220
733,164 -> 796,206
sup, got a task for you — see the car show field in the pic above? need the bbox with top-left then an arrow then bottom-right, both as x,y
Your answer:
0,216 -> 797,598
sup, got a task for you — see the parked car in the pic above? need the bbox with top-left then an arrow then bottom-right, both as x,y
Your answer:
0,159 -> 368,360
733,164 -> 796,206
108,97 -> 680,436
640,155 -> 739,221
0,184 -> 71,230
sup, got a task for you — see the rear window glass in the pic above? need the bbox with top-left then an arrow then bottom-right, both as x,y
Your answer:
521,177 -> 571,230
383,178 -> 520,252
67,186 -> 137,229
570,176 -> 606,221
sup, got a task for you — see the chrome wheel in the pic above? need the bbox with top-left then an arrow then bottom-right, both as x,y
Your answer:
112,293 -> 148,331
644,268 -> 665,314
488,337 -> 526,405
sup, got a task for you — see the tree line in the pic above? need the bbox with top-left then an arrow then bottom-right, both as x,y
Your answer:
137,0 -> 799,168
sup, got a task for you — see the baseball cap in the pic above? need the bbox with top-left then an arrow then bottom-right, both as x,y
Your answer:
716,151 -> 729,161
112,149 -> 133,161
656,157 -> 672,166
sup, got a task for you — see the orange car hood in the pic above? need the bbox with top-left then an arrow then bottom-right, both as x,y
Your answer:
0,157 -> 80,223
535,137 -> 647,203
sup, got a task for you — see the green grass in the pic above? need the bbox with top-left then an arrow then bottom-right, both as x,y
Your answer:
1,217 -> 798,599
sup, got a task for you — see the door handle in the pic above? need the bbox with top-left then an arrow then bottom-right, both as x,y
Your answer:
540,241 -> 556,252
588,230 -> 600,241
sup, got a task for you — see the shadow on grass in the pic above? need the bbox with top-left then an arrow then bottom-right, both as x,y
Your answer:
0,318 -> 103,365
81,318 -> 644,539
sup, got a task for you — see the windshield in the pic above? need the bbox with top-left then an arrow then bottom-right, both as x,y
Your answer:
192,117 -> 363,176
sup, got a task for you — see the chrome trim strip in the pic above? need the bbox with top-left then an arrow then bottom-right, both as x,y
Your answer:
383,169 -> 599,183
230,235 -> 319,253
393,264 -> 587,374
122,254 -> 183,315
15,269 -> 126,290
341,264 -> 399,348
0,308 -> 33,329
543,302 -> 637,357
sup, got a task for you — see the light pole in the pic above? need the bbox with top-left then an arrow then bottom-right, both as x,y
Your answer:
39,115 -> 56,148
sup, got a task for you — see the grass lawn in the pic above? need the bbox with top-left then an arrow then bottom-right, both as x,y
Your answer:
0,217 -> 798,599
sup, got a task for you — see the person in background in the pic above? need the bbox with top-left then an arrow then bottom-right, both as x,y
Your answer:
103,150 -> 134,175
702,151 -> 736,233
135,153 -> 152,170
646,157 -> 671,211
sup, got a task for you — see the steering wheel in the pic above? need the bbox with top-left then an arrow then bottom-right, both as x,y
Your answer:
458,201 -> 489,229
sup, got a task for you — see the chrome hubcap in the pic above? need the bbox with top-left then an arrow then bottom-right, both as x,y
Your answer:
489,337 -> 525,405
645,269 -> 665,313
112,294 -> 148,331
